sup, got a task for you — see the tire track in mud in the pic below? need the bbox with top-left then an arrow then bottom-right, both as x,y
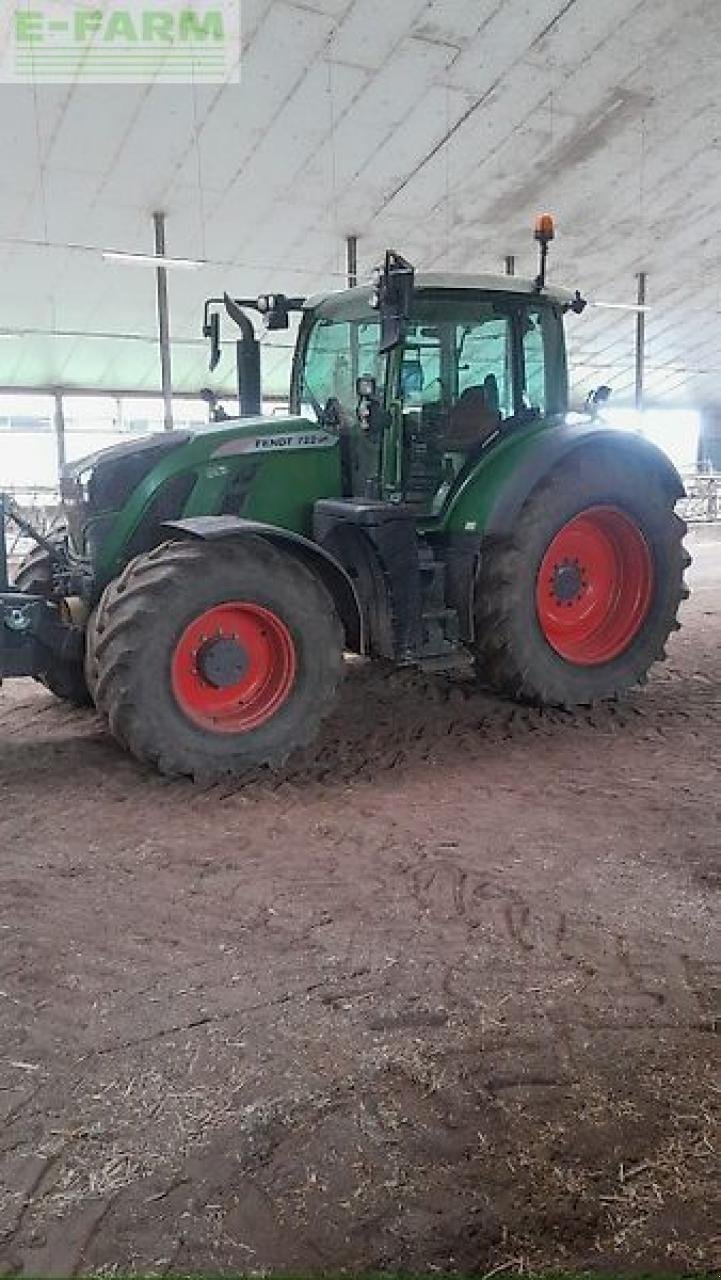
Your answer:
399,845 -> 718,1039
1,644 -> 718,798
0,558 -> 719,1273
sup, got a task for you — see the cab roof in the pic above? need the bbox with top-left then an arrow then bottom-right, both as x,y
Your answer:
305,273 -> 575,318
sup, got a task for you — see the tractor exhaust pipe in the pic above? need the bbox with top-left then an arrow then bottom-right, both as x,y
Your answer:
204,290 -> 306,419
235,333 -> 262,418
223,294 -> 261,417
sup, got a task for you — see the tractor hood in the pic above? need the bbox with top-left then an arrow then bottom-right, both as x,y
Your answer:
60,415 -> 341,569
61,415 -> 336,489
61,429 -> 193,493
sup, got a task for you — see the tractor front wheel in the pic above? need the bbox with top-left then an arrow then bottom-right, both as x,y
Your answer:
13,544 -> 92,706
474,448 -> 689,705
89,537 -> 345,779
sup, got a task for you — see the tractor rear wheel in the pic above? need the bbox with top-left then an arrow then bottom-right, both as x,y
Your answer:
90,537 -> 345,780
13,544 -> 92,706
473,448 -> 689,706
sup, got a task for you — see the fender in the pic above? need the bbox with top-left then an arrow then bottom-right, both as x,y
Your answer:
163,516 -> 364,654
442,421 -> 685,539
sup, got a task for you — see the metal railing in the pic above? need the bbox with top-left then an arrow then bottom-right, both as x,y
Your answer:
2,487 -> 64,577
678,472 -> 721,523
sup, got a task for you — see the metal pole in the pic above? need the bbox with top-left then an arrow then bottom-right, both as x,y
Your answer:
635,271 -> 646,414
153,211 -> 173,432
53,390 -> 66,480
504,255 -> 515,276
346,234 -> 358,289
0,494 -> 8,591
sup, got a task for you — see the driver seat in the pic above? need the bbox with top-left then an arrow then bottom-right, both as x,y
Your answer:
443,375 -> 501,451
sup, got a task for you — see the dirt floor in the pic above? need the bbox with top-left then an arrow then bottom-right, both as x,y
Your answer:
0,529 -> 720,1277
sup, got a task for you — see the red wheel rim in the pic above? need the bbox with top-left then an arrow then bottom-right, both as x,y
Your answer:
171,602 -> 296,733
535,505 -> 654,666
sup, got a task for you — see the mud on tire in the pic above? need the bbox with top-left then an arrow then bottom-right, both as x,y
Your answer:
473,447 -> 690,706
89,537 -> 345,780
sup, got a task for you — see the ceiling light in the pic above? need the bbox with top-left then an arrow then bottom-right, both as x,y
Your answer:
102,250 -> 206,269
590,300 -> 652,313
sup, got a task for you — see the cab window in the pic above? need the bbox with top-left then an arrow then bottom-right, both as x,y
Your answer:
401,299 -> 514,506
457,317 -> 513,414
400,296 -> 565,509
300,318 -> 382,423
522,308 -> 547,415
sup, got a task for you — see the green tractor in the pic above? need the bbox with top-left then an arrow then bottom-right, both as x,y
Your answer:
0,219 -> 688,779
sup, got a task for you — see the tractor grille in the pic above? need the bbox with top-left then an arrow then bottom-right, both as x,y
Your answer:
86,436 -> 188,512
63,432 -> 191,557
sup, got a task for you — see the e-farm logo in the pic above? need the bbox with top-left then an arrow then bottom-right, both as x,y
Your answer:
5,1 -> 240,82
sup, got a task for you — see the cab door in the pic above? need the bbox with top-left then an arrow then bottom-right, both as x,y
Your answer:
294,313 -> 386,498
399,297 -> 515,513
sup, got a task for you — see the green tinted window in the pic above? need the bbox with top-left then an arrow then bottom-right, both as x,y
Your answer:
456,317 -> 512,416
301,318 -> 382,420
402,329 -> 441,407
522,310 -> 547,414
405,299 -> 514,420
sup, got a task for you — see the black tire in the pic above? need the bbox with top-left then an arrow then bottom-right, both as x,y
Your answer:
90,537 -> 345,780
12,545 -> 92,707
13,544 -> 58,597
474,447 -> 690,706
84,606 -> 100,703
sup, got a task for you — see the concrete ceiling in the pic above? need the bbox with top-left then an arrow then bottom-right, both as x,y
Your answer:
0,0 -> 719,405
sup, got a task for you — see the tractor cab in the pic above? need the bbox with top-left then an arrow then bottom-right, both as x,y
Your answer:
204,216 -> 579,523
290,272 -> 573,516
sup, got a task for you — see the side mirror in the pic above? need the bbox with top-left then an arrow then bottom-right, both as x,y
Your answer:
203,309 -> 221,371
586,384 -> 612,417
371,250 -> 415,355
591,385 -> 612,406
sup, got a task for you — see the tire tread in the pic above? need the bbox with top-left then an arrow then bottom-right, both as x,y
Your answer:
473,451 -> 689,706
90,538 -> 344,780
